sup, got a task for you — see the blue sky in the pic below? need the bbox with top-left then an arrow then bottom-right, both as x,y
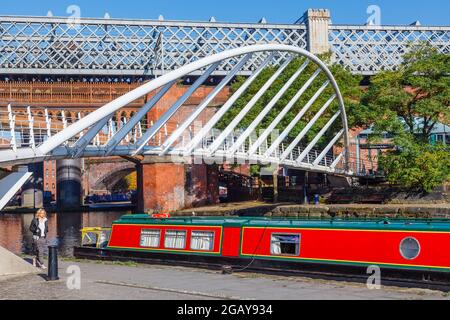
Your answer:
0,0 -> 448,26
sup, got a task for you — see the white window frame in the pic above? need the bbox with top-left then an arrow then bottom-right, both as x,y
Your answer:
270,233 -> 301,256
164,230 -> 187,249
190,230 -> 215,251
140,229 -> 161,248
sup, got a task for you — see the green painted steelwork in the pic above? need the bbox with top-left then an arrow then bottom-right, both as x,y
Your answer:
112,214 -> 450,232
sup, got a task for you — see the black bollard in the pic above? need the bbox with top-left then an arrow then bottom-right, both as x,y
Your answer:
47,245 -> 59,281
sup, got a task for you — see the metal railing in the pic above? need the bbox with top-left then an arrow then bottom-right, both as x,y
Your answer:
0,81 -> 146,106
329,24 -> 450,74
0,16 -> 306,76
1,15 -> 448,76
1,104 -> 378,177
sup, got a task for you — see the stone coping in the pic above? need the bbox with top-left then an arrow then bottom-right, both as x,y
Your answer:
175,201 -> 450,218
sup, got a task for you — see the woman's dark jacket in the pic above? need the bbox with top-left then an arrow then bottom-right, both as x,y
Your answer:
29,218 -> 49,238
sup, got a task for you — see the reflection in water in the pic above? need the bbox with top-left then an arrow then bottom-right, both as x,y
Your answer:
0,211 -> 127,257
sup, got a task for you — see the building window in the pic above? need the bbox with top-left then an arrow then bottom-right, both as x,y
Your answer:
190,231 -> 214,251
377,149 -> 382,158
45,169 -> 49,178
358,134 -> 368,139
164,230 -> 186,249
140,229 -> 161,248
399,237 -> 420,260
271,233 -> 301,256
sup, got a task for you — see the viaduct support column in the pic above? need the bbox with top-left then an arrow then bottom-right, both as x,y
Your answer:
56,159 -> 82,210
206,165 -> 220,205
20,163 -> 43,208
136,157 -> 186,213
184,164 -> 220,208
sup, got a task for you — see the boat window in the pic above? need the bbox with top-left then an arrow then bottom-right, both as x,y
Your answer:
271,233 -> 301,256
190,231 -> 214,251
82,232 -> 98,247
399,237 -> 420,260
140,229 -> 161,248
164,230 -> 186,249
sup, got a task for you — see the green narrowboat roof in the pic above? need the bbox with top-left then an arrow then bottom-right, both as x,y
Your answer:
112,214 -> 450,232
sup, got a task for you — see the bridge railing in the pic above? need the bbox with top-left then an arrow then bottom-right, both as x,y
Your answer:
329,24 -> 450,74
0,105 -> 147,149
0,81 -> 146,107
1,105 -> 380,177
0,15 -> 306,77
1,13 -> 449,77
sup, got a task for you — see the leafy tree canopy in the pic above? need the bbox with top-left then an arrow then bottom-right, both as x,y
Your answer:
215,45 -> 449,191
359,44 -> 450,191
379,135 -> 450,192
359,44 -> 449,141
216,52 -> 363,149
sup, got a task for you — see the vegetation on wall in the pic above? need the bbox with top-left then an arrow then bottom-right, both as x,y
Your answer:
113,171 -> 137,192
360,45 -> 450,192
217,53 -> 363,149
219,46 -> 449,192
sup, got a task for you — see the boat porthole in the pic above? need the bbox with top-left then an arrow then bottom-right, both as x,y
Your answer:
399,237 -> 421,260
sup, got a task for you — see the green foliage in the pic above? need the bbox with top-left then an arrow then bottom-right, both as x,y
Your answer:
113,172 -> 137,192
360,44 -> 450,140
217,53 -> 363,148
250,164 -> 261,177
214,45 -> 449,191
360,44 -> 450,191
379,135 -> 450,192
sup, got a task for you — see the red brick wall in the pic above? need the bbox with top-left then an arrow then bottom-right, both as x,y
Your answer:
334,127 -> 392,174
207,165 -> 220,205
137,162 -> 186,213
43,160 -> 57,197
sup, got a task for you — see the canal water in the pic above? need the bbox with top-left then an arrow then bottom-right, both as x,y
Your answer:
0,211 -> 129,257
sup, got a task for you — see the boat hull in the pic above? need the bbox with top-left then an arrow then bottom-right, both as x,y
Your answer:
73,245 -> 450,286
77,215 -> 450,284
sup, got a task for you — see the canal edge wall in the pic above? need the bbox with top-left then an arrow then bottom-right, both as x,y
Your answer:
175,203 -> 450,219
0,245 -> 40,279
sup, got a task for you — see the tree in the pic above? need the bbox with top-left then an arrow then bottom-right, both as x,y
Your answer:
215,53 -> 362,196
113,171 -> 137,192
359,44 -> 449,140
379,136 -> 450,192
217,53 -> 363,148
360,44 -> 450,191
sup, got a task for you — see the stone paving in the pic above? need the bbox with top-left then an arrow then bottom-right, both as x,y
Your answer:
0,259 -> 449,300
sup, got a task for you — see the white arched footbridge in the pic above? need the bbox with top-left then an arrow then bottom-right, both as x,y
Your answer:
0,44 -> 371,208
0,44 -> 353,170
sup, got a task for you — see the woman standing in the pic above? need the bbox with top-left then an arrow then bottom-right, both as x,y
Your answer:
29,208 -> 49,269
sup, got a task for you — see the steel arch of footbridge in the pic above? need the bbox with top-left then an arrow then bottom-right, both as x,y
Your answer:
0,44 -> 354,176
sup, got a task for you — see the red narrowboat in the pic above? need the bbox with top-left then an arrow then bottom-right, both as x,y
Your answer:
75,215 -> 450,279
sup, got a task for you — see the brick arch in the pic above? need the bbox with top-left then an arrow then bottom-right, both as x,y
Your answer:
87,160 -> 136,194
